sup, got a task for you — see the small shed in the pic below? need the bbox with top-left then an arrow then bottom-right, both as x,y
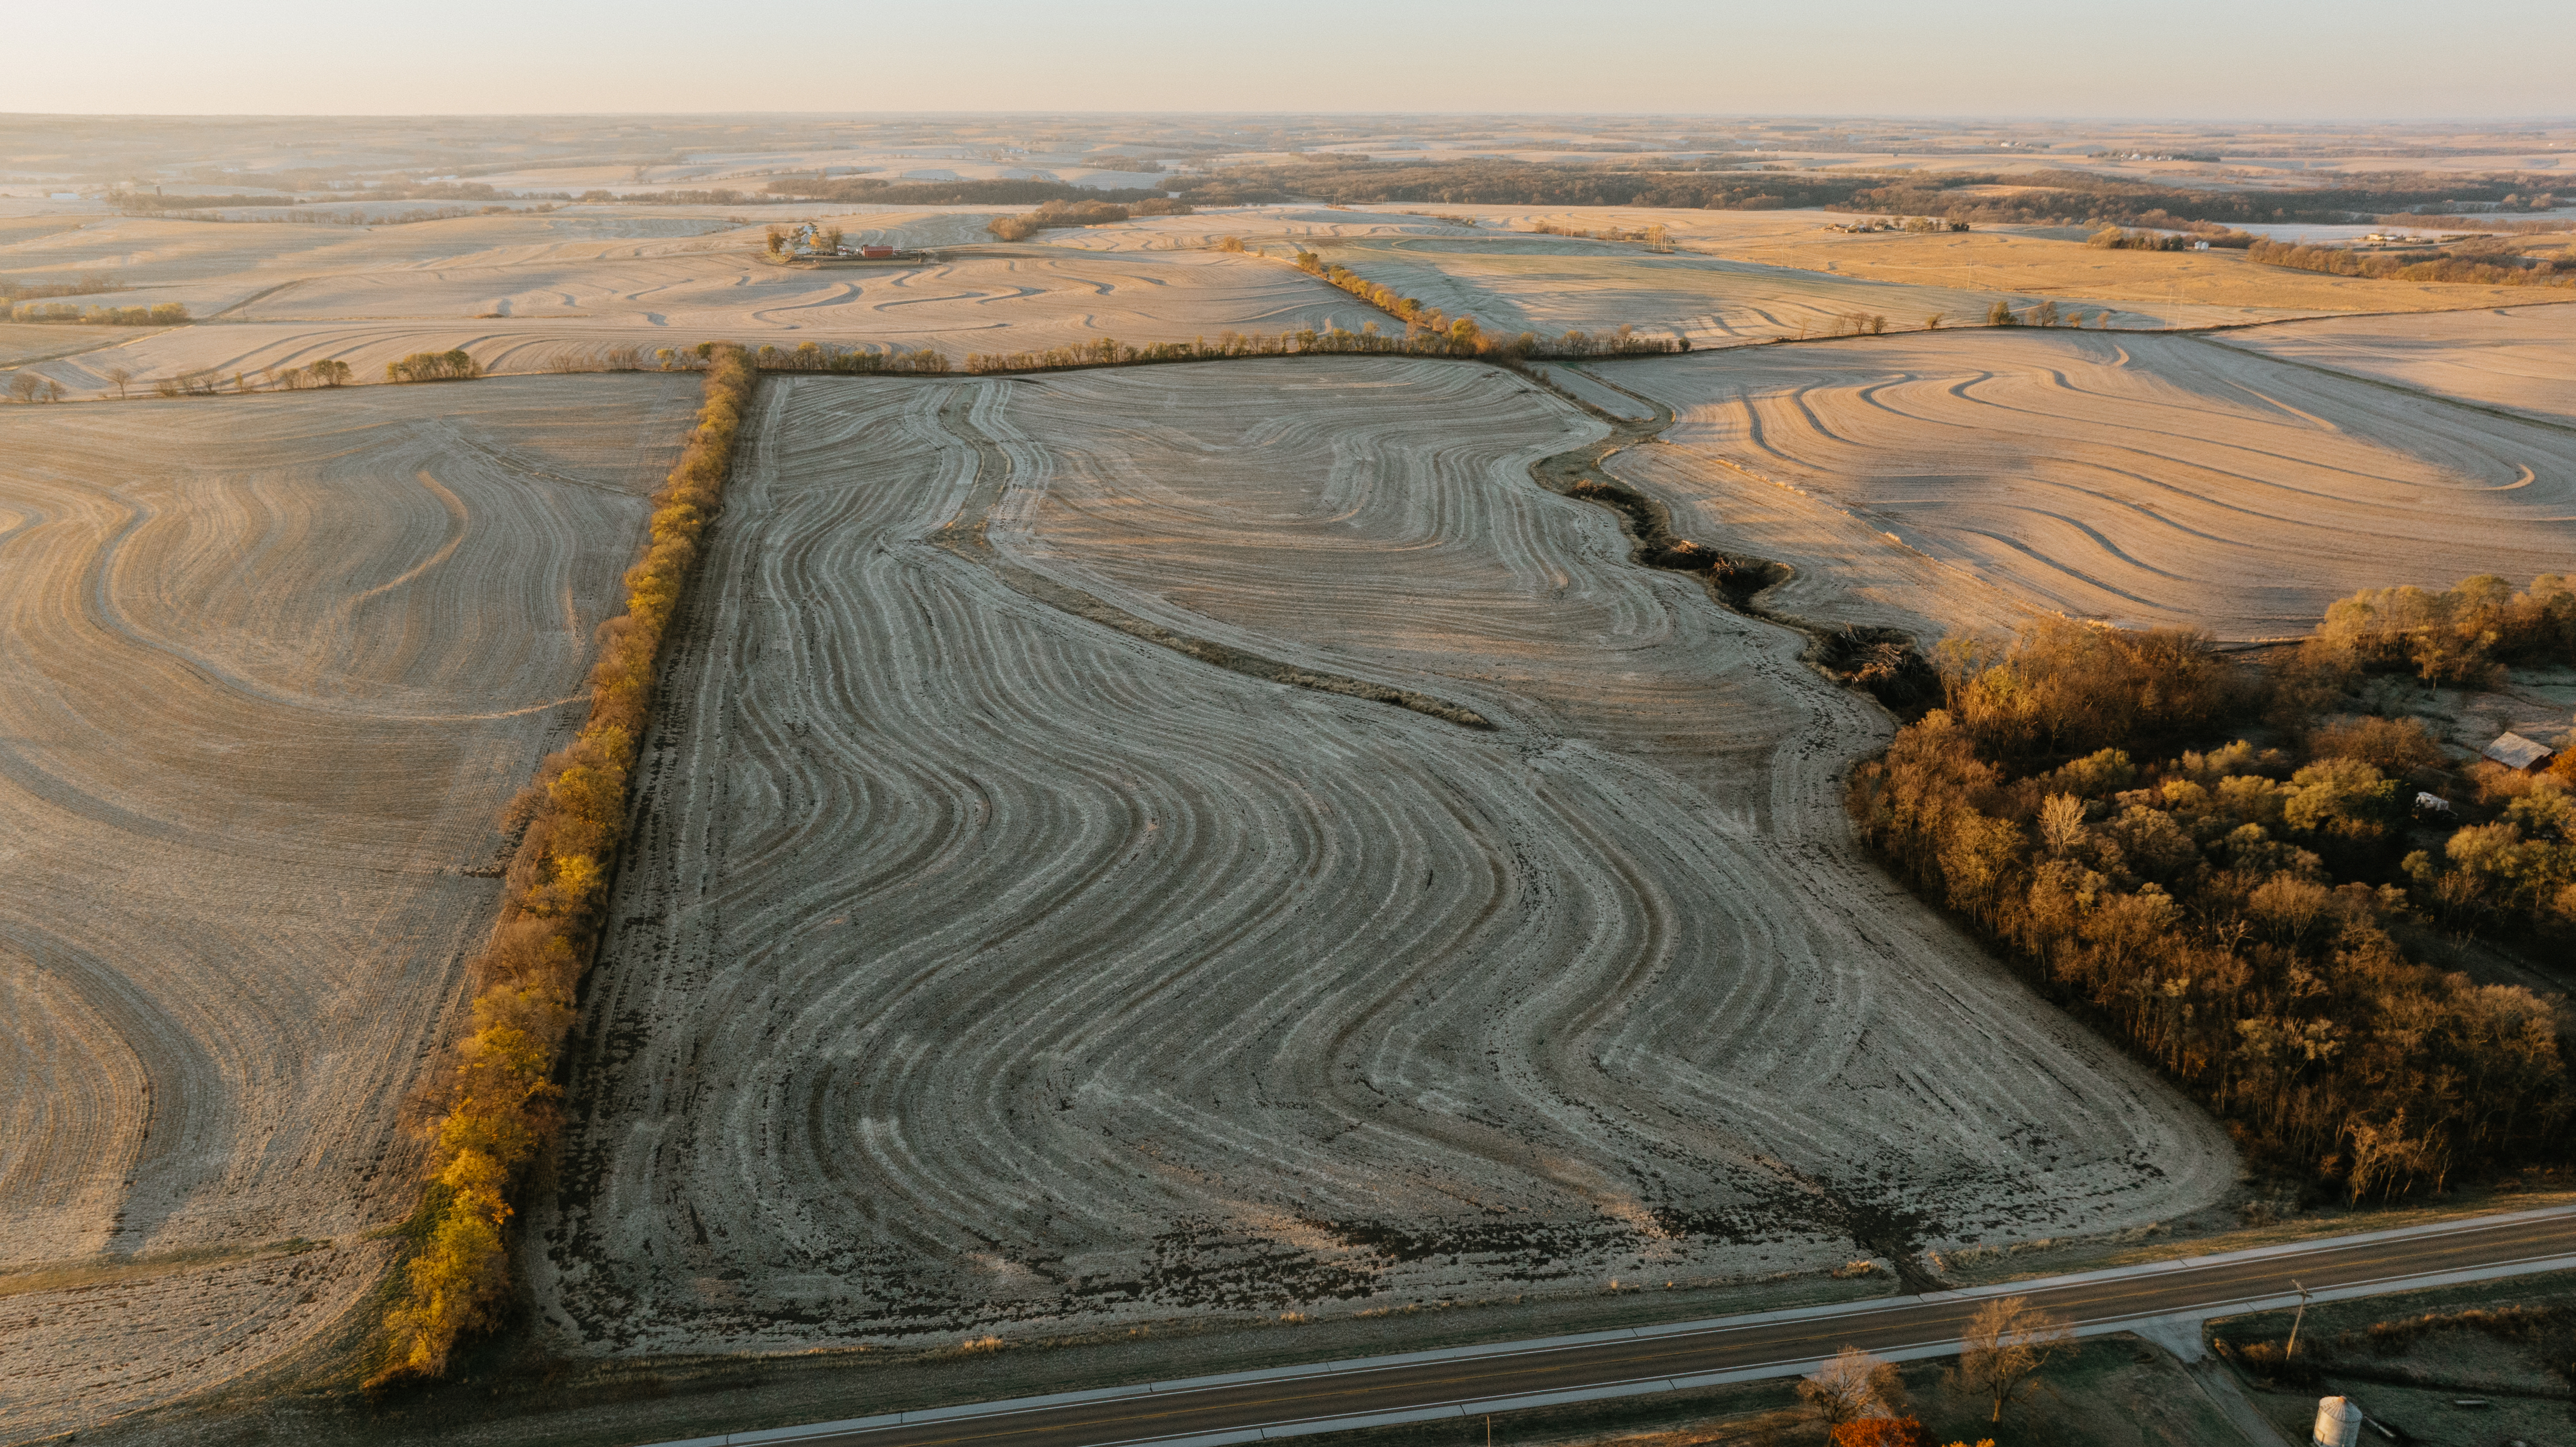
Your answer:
2482,731 -> 2557,772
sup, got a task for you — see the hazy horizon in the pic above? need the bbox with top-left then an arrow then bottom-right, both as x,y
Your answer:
13,0 -> 2575,120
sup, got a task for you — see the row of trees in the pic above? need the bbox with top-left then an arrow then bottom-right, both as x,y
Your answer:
386,349 -> 480,383
765,223 -> 843,256
1851,607 -> 2572,1202
957,326 -> 1498,375
781,176 -> 1174,208
377,343 -> 758,1383
6,372 -> 64,402
1986,299 -> 2110,328
2086,227 -> 2258,251
7,357 -> 358,404
985,195 -> 1191,241
752,340 -> 951,374
1292,251 -> 1685,357
10,300 -> 187,325
149,359 -> 352,396
1150,156 -> 1895,210
1800,1297 -> 2069,1442
2248,238 -> 2576,287
1525,219 -> 1674,247
1849,169 -> 2550,231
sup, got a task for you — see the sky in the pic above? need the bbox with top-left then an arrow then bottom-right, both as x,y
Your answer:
11,0 -> 2574,119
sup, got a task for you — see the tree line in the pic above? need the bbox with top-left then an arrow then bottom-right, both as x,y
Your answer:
1292,251 -> 1685,358
376,342 -> 758,1383
139,358 -> 353,397
1163,156 -> 1892,210
2087,227 -> 2259,251
1849,581 -> 2574,1203
779,176 -> 1177,208
2247,238 -> 2576,287
386,349 -> 481,383
985,196 -> 1191,241
1849,169 -> 2557,231
842,155 -> 2561,232
1800,1297 -> 2072,1443
10,300 -> 189,325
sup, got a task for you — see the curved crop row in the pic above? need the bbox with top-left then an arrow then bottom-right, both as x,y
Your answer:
373,342 -> 756,1382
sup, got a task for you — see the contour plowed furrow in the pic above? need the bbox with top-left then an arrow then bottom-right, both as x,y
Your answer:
541,361 -> 2231,1355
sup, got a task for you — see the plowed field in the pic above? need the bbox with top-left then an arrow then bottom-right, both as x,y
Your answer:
1,209 -> 1371,398
1597,330 -> 2576,640
536,361 -> 2229,1357
2211,302 -> 2576,425
0,377 -> 695,1439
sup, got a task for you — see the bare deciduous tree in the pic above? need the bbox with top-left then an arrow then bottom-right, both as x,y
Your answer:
2038,793 -> 2088,856
105,365 -> 134,399
1949,1296 -> 2071,1424
1797,1344 -> 1906,1430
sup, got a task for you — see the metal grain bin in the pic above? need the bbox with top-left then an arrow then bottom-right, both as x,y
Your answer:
2312,1396 -> 2362,1447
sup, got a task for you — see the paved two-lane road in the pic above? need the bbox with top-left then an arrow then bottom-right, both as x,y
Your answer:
656,1205 -> 2576,1447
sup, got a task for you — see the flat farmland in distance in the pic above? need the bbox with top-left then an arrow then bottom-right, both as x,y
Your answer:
0,377 -> 695,1439
1036,205 -> 1481,251
0,321 -> 156,367
0,208 -> 1000,320
537,361 -> 2228,1359
1309,233 -> 2020,348
1708,225 -> 2552,320
22,245 -> 1372,398
2211,302 -> 2576,425
1345,206 -> 2552,325
1598,331 -> 2576,641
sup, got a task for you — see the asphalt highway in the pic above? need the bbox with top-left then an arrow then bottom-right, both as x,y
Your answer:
661,1205 -> 2576,1447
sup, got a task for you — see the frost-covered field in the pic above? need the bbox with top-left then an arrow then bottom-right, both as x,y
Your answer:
0,378 -> 693,1439
0,208 -> 1373,398
1599,330 -> 2576,640
2212,303 -> 2576,425
534,362 -> 2230,1356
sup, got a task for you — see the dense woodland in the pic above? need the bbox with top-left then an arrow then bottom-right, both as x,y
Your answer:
2247,237 -> 2576,286
912,158 -> 2569,233
1851,577 -> 2576,1201
1848,170 -> 2559,230
2087,226 -> 2257,251
782,176 -> 1174,207
1164,157 -> 1892,210
984,195 -> 1190,240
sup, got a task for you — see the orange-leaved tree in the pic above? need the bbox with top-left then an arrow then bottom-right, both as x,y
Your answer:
374,341 -> 755,1383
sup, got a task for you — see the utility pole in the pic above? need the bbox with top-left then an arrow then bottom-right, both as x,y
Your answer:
2287,1280 -> 2313,1358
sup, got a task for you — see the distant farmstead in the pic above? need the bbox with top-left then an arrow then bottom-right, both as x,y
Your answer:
2481,731 -> 2558,772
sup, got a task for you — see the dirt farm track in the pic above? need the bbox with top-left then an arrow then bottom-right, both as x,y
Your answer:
533,361 -> 2233,1358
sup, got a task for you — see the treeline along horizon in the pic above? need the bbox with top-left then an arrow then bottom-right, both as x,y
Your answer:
768,159 -> 2566,234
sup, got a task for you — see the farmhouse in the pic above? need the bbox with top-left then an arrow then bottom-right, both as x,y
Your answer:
2482,731 -> 2558,772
